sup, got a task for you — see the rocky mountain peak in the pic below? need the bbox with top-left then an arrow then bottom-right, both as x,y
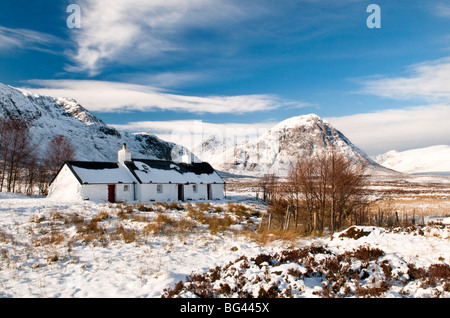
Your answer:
0,82 -> 174,162
206,113 -> 386,177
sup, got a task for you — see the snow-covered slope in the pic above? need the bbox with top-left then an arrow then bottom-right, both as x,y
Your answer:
372,145 -> 450,175
191,134 -> 237,163
208,114 -> 388,177
0,82 -> 175,161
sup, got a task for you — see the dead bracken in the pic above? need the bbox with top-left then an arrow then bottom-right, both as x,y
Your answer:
162,244 -> 449,298
338,226 -> 372,240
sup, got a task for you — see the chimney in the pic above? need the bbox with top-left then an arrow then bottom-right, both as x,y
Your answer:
118,143 -> 131,163
181,148 -> 192,165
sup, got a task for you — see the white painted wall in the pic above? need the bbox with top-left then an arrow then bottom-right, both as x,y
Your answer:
184,184 -> 207,201
48,164 -> 83,201
79,184 -> 107,202
138,183 -> 224,202
80,183 -> 136,203
210,183 -> 225,200
139,183 -> 178,202
116,183 -> 136,202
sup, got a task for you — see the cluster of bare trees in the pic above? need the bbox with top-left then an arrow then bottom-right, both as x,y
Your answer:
0,117 -> 76,195
259,150 -> 369,235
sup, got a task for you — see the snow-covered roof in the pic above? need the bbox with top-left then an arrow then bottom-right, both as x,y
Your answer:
124,159 -> 224,184
67,161 -> 137,184
64,159 -> 224,184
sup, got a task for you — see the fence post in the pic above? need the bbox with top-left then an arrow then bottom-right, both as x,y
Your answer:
378,207 -> 381,227
267,213 -> 272,230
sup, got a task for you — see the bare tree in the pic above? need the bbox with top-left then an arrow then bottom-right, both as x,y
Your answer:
258,173 -> 278,202
44,135 -> 76,176
0,117 -> 35,192
36,163 -> 51,196
328,150 -> 368,233
0,119 -> 75,195
287,150 -> 368,235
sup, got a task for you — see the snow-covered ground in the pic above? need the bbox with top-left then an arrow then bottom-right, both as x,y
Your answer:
0,191 -> 448,298
0,192 -> 277,298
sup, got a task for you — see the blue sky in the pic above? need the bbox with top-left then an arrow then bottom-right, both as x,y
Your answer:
1,0 -> 450,155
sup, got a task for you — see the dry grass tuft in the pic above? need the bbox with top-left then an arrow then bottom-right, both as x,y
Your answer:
33,230 -> 65,246
248,228 -> 303,244
110,225 -> 137,244
75,218 -> 105,243
143,213 -> 189,236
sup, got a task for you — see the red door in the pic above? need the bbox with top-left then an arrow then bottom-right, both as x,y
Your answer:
207,184 -> 212,200
178,184 -> 184,201
108,185 -> 116,203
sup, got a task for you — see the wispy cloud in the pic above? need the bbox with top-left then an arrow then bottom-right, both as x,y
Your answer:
0,26 -> 64,53
351,57 -> 450,154
22,79 -> 307,114
432,3 -> 450,17
66,0 -> 361,76
358,57 -> 450,103
66,0 -> 261,75
327,104 -> 450,155
129,71 -> 212,88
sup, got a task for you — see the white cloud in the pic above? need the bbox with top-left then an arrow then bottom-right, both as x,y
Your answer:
67,0 -> 261,75
359,57 -> 450,102
130,71 -> 212,88
23,79 -> 305,114
350,57 -> 450,155
67,0 -> 361,75
115,104 -> 450,158
326,104 -> 450,155
432,3 -> 450,17
343,56 -> 450,154
110,105 -> 450,157
0,26 -> 64,53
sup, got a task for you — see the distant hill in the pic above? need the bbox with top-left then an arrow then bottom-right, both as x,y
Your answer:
371,145 -> 450,175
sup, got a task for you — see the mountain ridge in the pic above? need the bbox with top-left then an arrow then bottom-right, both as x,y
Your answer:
0,82 -> 175,162
202,114 -> 392,177
1,82 -> 401,178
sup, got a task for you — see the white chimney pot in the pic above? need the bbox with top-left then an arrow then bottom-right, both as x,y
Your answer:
118,143 -> 132,163
181,148 -> 192,164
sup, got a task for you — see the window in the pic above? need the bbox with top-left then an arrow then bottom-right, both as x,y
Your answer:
193,184 -> 198,193
123,185 -> 129,192
157,184 -> 163,193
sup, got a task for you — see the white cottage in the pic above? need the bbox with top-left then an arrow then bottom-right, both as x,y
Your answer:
48,144 -> 225,203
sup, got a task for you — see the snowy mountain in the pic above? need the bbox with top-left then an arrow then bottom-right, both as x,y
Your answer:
191,134 -> 237,164
206,114 -> 388,177
371,145 -> 450,175
0,82 -> 175,162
